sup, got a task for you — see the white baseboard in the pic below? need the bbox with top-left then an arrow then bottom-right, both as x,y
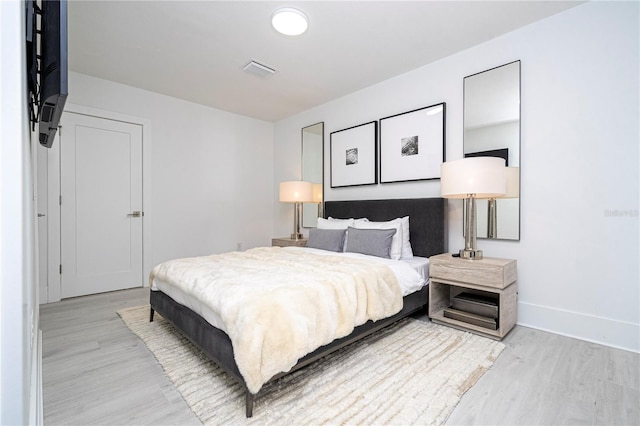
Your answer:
518,301 -> 639,353
29,329 -> 43,425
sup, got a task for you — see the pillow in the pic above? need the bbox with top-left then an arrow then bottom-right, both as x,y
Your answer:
345,227 -> 397,259
327,217 -> 369,252
354,218 -> 403,260
307,229 -> 346,252
400,216 -> 414,259
317,217 -> 354,230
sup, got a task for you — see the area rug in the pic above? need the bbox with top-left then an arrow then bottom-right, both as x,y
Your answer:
118,305 -> 504,425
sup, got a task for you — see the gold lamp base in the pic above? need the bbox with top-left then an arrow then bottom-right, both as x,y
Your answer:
459,248 -> 483,260
460,196 -> 483,260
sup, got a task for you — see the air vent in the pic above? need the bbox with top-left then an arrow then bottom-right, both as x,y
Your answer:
243,60 -> 277,78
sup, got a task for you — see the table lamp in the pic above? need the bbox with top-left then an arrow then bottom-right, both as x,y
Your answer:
441,157 -> 505,259
279,181 -> 313,240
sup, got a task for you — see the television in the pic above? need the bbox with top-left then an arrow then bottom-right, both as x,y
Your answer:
25,1 -> 38,124
29,0 -> 68,148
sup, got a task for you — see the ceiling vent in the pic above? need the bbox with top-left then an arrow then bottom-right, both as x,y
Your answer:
243,60 -> 277,78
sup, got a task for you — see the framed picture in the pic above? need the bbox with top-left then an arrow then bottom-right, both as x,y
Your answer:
465,148 -> 509,166
330,121 -> 377,188
379,102 -> 446,183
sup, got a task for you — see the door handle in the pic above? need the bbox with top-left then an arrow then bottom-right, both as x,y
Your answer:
127,211 -> 143,217
37,213 -> 46,218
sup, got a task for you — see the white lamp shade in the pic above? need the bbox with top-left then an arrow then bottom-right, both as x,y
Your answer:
312,183 -> 323,203
441,157 -> 506,199
501,166 -> 520,198
279,181 -> 313,203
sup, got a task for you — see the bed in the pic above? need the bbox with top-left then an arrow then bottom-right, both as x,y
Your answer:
149,197 -> 446,417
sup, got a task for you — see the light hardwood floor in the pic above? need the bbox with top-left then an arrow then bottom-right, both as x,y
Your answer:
41,288 -> 639,425
41,288 -> 200,425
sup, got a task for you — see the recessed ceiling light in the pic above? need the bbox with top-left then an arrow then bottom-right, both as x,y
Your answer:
272,8 -> 308,36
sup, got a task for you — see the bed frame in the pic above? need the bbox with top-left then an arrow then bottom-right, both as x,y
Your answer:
149,197 -> 446,417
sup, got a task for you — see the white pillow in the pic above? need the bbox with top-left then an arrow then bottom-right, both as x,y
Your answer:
328,217 -> 369,224
400,216 -> 414,259
354,218 -> 403,260
317,217 -> 354,230
353,218 -> 370,226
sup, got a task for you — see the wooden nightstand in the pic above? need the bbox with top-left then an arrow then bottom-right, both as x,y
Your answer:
271,237 -> 308,247
428,253 -> 517,340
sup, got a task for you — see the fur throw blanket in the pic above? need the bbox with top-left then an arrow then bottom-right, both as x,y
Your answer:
150,247 -> 402,393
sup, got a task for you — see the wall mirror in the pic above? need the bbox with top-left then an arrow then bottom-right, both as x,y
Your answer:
464,60 -> 521,240
302,122 -> 324,228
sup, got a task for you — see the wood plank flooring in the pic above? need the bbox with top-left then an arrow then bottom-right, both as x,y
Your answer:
445,324 -> 640,425
41,288 -> 639,425
41,288 -> 200,425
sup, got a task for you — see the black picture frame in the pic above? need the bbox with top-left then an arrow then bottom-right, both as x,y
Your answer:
379,103 -> 446,183
330,121 -> 377,188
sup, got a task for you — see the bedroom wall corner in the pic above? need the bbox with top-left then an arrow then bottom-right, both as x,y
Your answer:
62,72 -> 275,280
273,117 -> 311,238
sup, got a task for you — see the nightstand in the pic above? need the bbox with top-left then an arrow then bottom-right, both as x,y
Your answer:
428,253 -> 517,340
271,237 -> 308,247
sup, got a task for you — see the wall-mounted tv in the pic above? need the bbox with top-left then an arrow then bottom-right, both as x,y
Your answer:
26,0 -> 68,148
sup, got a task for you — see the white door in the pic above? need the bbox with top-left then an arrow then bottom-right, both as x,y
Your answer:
60,112 -> 143,298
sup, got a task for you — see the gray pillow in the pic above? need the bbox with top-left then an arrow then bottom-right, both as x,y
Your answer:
344,227 -> 397,258
307,228 -> 347,252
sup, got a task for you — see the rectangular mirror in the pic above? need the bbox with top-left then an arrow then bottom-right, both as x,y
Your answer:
464,60 -> 521,240
302,122 -> 324,227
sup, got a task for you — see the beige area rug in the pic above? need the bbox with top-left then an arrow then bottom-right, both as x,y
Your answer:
118,305 -> 504,425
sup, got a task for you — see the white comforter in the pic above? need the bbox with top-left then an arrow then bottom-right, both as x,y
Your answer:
150,246 -> 403,394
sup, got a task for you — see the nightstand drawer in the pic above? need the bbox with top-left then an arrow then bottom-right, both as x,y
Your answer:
430,254 -> 516,289
272,237 -> 307,247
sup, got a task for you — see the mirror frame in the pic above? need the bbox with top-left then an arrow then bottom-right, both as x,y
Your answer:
463,60 -> 521,241
301,122 -> 324,228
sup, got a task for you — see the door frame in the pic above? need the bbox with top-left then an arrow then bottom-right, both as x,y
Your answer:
46,104 -> 152,303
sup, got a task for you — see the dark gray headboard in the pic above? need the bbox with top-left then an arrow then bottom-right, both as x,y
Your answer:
324,198 -> 446,258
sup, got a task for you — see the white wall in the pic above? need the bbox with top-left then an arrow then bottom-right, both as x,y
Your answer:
0,1 -> 40,423
274,2 -> 639,352
62,73 -> 275,281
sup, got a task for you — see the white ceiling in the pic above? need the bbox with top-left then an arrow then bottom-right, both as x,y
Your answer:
68,1 -> 582,122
